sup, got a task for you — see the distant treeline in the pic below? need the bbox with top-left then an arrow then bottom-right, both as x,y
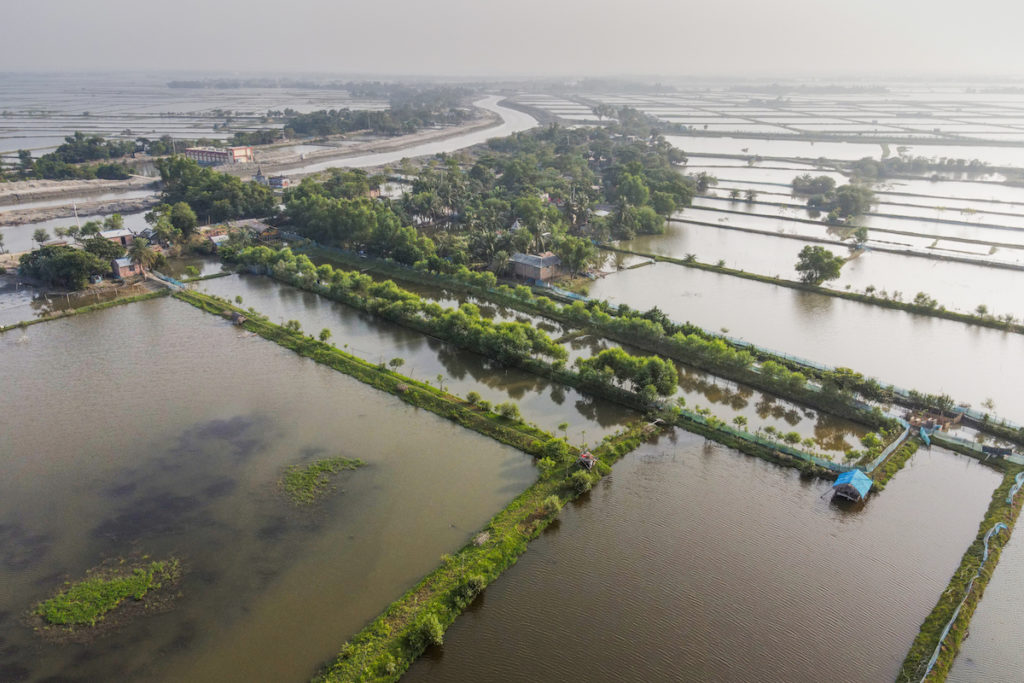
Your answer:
849,155 -> 991,179
6,132 -> 133,181
728,84 -> 889,95
283,87 -> 473,137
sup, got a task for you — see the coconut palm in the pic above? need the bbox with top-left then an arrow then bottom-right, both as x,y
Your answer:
128,237 -> 158,272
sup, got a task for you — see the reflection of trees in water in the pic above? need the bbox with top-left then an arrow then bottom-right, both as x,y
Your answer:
678,370 -> 753,411
753,395 -> 802,426
549,384 -> 566,406
813,415 -> 859,453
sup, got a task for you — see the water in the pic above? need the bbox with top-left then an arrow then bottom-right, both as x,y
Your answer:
281,96 -> 538,175
197,274 -> 635,442
633,213 -> 1024,317
1,210 -> 150,254
949,521 -> 1024,682
0,296 -> 538,682
586,262 -> 1024,422
404,431 -> 1000,682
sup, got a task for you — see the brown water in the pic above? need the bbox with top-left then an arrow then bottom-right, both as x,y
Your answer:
586,263 -> 1024,423
949,519 -> 1024,682
404,431 -> 1001,683
0,297 -> 539,682
197,274 -> 636,443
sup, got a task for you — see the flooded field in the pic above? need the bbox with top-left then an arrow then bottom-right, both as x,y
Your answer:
404,431 -> 1000,682
587,262 -> 1024,422
0,296 -> 538,682
197,274 -> 634,442
949,525 -> 1024,682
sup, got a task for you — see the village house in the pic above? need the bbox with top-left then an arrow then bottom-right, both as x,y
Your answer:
269,175 -> 291,189
100,228 -> 134,247
111,257 -> 140,279
509,251 -> 562,282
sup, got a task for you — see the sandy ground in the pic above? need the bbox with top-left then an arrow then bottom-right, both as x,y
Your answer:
0,176 -> 158,207
217,109 -> 501,178
1,196 -> 161,226
0,106 -> 502,224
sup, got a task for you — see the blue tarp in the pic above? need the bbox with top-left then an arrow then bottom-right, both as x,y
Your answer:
833,469 -> 873,500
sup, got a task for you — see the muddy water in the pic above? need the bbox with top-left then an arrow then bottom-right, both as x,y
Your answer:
197,274 -> 635,442
404,432 -> 1000,682
949,522 -> 1024,682
622,218 -> 1024,318
0,297 -> 538,682
586,262 -> 1024,422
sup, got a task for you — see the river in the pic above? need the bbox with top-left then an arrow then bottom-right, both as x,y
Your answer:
279,96 -> 537,176
404,430 -> 1000,682
0,296 -> 539,682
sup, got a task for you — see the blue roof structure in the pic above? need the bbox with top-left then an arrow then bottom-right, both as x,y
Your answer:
833,469 -> 873,501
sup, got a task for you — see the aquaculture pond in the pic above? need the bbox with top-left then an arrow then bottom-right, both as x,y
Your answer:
948,526 -> 1024,682
197,274 -> 635,442
586,263 -> 1024,423
0,297 -> 539,682
620,217 -> 1024,318
404,430 -> 1000,682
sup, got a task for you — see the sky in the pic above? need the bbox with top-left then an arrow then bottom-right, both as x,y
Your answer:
4,0 -> 1024,79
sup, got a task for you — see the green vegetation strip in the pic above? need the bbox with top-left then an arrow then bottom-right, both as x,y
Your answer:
172,289 -> 555,457
897,464 -> 1024,682
0,289 -> 169,334
35,558 -> 181,627
603,244 -> 1024,335
314,423 -> 655,682
282,457 -> 365,505
869,439 -> 919,491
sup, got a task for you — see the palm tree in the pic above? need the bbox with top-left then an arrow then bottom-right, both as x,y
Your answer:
128,237 -> 158,273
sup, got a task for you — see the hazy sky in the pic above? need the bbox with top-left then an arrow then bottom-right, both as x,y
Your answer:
5,0 -> 1023,78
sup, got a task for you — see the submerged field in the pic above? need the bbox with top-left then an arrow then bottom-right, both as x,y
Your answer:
0,297 -> 538,681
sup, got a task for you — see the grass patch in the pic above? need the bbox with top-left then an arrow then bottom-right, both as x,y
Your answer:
870,439 -> 919,490
34,558 -> 181,627
281,457 -> 365,505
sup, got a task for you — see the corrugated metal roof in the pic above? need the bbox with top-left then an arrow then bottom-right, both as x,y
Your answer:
113,257 -> 132,267
510,252 -> 561,268
100,229 -> 133,239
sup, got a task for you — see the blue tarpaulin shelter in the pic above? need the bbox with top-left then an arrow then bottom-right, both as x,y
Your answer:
832,469 -> 873,502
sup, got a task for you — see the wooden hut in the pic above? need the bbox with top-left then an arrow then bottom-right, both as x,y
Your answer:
832,469 -> 873,503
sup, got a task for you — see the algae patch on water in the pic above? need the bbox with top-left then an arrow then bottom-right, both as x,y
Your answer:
280,457 -> 365,505
34,558 -> 182,631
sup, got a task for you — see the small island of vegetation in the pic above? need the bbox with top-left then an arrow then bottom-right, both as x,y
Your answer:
34,558 -> 182,630
281,456 -> 365,505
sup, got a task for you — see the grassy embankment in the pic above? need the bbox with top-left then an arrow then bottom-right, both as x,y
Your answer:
174,287 -> 666,680
314,422 -> 657,682
281,457 -> 365,505
603,244 -> 1024,336
0,289 -> 169,333
35,558 -> 182,628
173,289 -> 556,456
897,463 -> 1024,682
868,440 -> 920,491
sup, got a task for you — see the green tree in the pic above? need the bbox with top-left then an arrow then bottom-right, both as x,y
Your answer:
83,236 -> 126,261
554,235 -> 598,277
319,328 -> 332,343
33,228 -> 51,246
128,238 -> 158,272
795,245 -> 844,285
170,202 -> 199,238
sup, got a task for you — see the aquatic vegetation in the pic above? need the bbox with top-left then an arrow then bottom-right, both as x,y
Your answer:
281,457 -> 365,505
34,558 -> 181,627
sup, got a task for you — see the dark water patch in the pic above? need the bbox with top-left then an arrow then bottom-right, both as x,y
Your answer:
0,662 -> 31,682
91,492 -> 206,542
202,477 -> 237,499
163,619 -> 199,654
255,516 -> 290,542
0,523 -> 52,571
103,481 -> 138,498
174,415 -> 266,462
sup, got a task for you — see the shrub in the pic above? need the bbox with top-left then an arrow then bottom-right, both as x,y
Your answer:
537,456 -> 557,478
496,401 -> 521,421
542,495 -> 563,515
407,613 -> 444,651
465,391 -> 481,405
570,469 -> 593,494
